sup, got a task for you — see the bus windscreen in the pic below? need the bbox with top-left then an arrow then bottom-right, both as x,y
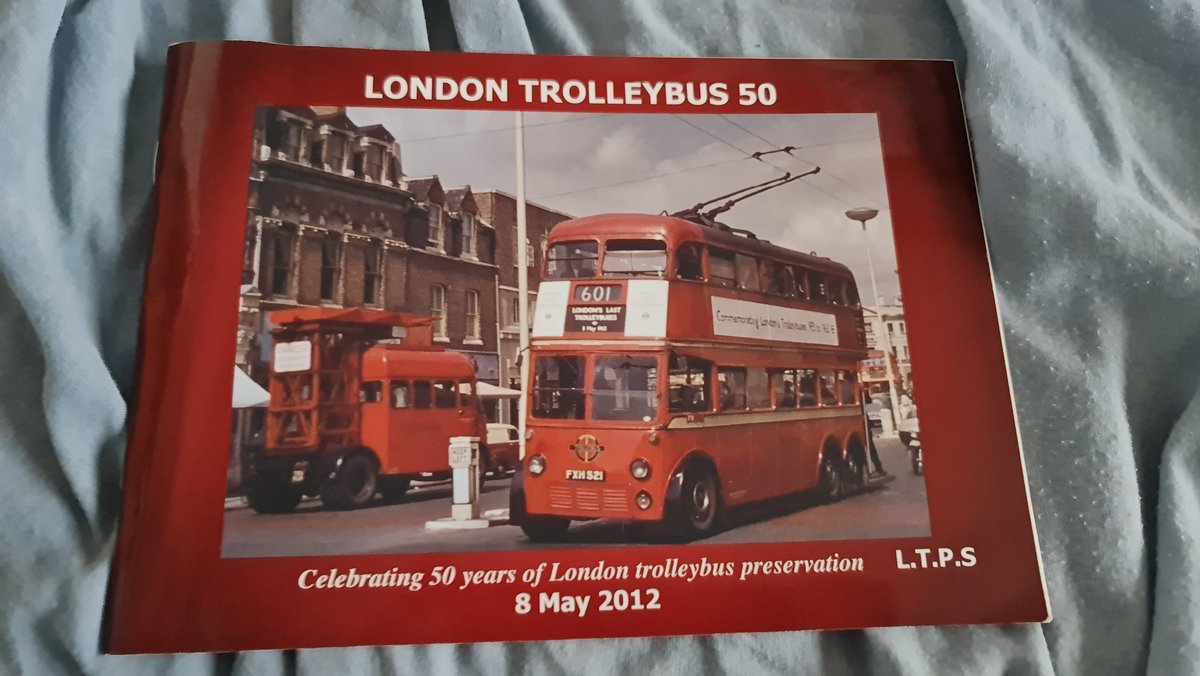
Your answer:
601,240 -> 667,277
592,355 -> 658,421
546,241 -> 599,279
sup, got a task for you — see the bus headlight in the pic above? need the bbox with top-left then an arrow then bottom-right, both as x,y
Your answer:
528,454 -> 546,476
635,491 -> 653,510
630,459 -> 651,480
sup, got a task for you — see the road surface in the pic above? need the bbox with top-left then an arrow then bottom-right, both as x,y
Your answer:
222,436 -> 929,557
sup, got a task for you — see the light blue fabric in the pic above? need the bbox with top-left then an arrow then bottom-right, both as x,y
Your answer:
1,1 -> 1196,673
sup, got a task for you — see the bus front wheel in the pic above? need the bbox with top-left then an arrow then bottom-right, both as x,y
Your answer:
520,515 -> 571,542
669,462 -> 720,540
320,454 -> 379,510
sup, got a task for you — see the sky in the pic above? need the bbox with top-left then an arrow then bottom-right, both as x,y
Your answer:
348,108 -> 901,304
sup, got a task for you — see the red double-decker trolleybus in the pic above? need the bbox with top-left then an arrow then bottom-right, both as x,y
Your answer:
511,193 -> 871,541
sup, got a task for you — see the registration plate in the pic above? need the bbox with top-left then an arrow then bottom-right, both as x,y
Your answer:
565,469 -> 605,481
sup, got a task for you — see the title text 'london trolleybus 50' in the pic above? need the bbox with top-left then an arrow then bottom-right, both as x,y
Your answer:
510,209 -> 871,542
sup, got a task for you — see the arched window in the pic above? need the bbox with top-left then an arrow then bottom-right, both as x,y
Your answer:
431,285 -> 448,339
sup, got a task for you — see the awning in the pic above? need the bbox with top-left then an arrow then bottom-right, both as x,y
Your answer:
460,381 -> 521,400
232,367 -> 270,408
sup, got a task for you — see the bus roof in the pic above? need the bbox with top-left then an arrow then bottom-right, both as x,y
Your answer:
549,213 -> 855,277
361,344 -> 477,380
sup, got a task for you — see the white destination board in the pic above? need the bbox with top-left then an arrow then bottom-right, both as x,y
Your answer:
273,340 -> 313,373
710,296 -> 839,345
531,280 -> 570,337
624,280 -> 669,337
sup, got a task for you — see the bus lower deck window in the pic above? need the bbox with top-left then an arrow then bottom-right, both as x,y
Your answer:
839,370 -> 858,405
747,369 -> 771,409
592,356 -> 658,421
771,370 -> 797,408
717,368 -> 747,410
390,381 -> 409,408
413,381 -> 432,408
533,355 -> 585,419
798,369 -> 818,407
359,380 -> 383,403
819,373 -> 838,405
669,356 -> 711,413
602,240 -> 667,277
434,380 -> 457,408
546,241 -> 599,279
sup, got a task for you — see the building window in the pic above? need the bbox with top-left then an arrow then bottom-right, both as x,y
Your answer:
363,243 -> 382,306
510,297 -> 521,326
461,214 -> 476,257
526,238 -> 535,267
428,204 -> 444,250
319,236 -> 342,303
262,228 -> 294,297
326,133 -> 347,172
431,285 -> 447,339
465,290 -> 481,341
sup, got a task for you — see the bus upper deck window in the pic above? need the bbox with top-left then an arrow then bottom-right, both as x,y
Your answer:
717,368 -> 747,410
546,241 -> 598,279
668,355 -> 711,413
828,279 -> 845,305
602,240 -> 667,277
735,254 -> 760,291
792,267 -> 810,299
675,242 -> 704,281
592,355 -> 658,421
709,249 -> 736,288
533,355 -> 585,419
761,260 -> 785,295
845,281 -> 860,307
810,273 -> 829,302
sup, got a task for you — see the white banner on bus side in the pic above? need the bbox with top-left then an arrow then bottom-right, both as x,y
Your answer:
710,296 -> 840,345
623,280 -> 669,337
531,280 -> 570,337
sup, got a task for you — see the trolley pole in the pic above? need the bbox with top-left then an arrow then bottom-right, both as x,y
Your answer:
515,111 -> 531,460
845,208 -> 901,434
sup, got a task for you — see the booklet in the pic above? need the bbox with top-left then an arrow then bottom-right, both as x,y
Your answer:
106,41 -> 1048,653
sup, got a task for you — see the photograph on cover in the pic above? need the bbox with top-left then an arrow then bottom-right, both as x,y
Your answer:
222,106 -> 929,557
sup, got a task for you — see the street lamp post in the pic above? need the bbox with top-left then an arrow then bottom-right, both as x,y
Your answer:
845,207 -> 901,435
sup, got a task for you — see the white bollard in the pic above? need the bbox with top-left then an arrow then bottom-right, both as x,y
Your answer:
449,436 -> 480,521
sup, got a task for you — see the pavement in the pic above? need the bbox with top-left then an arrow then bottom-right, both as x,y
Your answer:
221,435 -> 928,558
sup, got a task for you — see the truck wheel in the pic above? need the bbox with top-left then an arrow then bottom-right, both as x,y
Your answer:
246,479 -> 301,514
668,462 -> 720,541
379,477 -> 411,503
477,450 -> 491,488
320,455 -> 379,510
520,515 -> 571,542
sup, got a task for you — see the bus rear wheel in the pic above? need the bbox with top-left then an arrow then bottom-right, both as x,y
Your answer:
320,454 -> 379,510
246,479 -> 302,514
520,515 -> 571,542
818,452 -> 843,502
669,463 -> 720,540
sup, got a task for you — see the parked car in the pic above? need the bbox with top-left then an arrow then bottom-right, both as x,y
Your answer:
485,423 -> 520,479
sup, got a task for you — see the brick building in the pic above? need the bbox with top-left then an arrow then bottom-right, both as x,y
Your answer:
240,106 -> 502,384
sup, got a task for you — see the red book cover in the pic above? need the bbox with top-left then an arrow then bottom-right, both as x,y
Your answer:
106,41 -> 1048,653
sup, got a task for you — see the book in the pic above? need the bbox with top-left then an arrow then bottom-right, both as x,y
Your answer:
106,41 -> 1048,653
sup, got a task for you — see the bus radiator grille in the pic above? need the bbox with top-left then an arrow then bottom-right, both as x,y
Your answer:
548,485 -> 629,513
